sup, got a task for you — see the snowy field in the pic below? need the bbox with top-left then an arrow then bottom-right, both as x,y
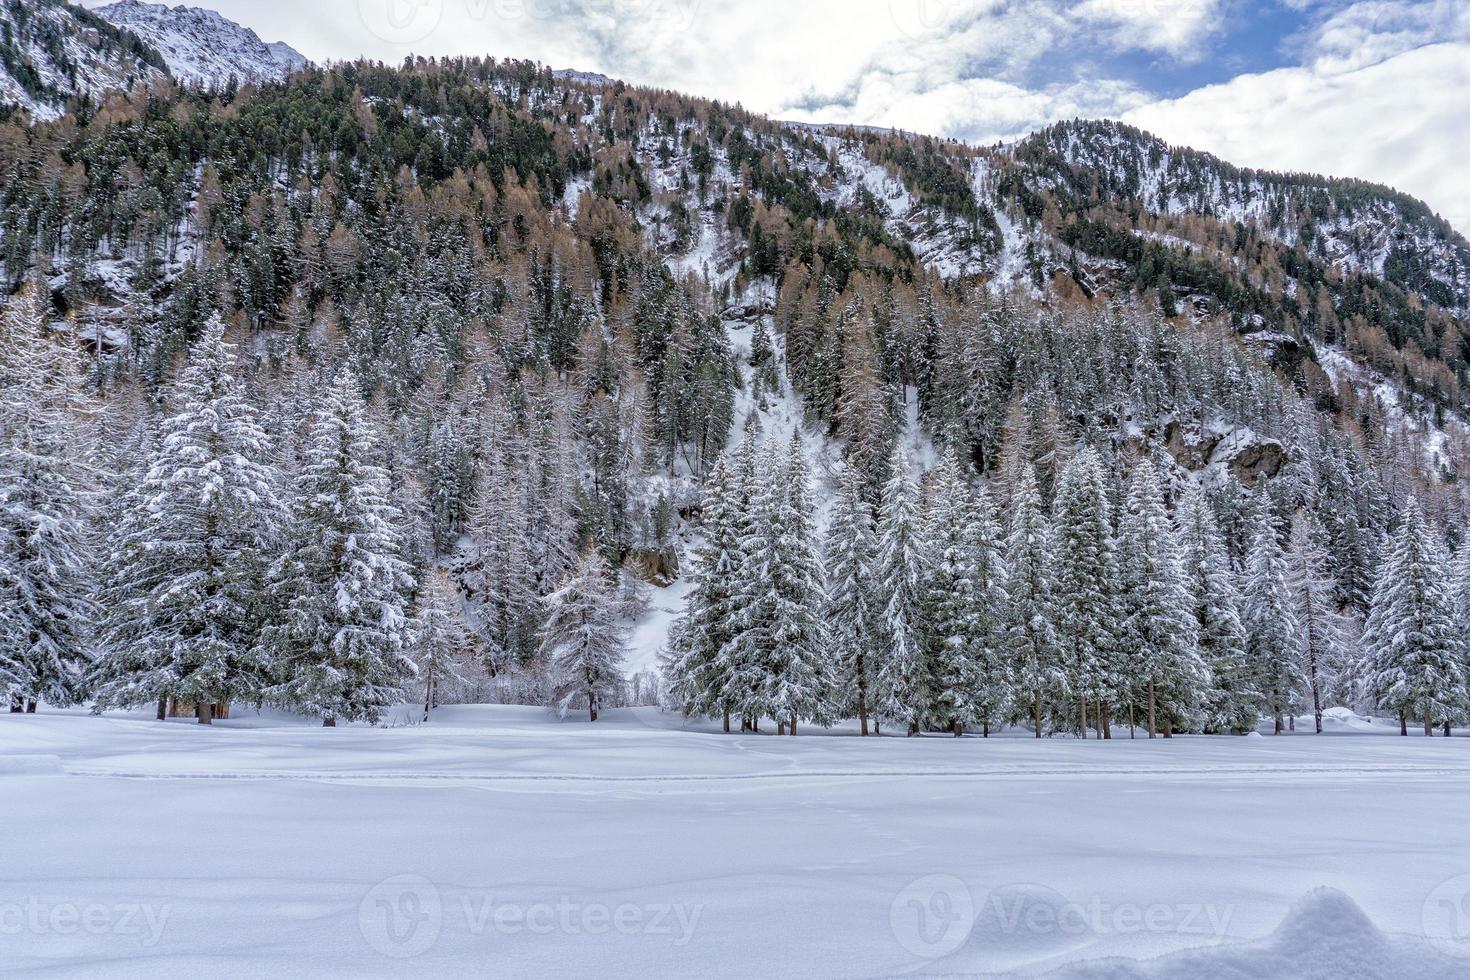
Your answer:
5,707 -> 1470,978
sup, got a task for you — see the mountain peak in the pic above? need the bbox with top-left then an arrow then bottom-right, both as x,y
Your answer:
94,0 -> 309,88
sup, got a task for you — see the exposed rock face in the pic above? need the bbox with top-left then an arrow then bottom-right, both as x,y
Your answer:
627,547 -> 680,587
1163,419 -> 1287,485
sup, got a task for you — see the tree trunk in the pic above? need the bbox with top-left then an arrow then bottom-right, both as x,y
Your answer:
1128,702 -> 1136,739
196,702 -> 213,725
1288,714 -> 1295,732
1399,711 -> 1408,736
907,720 -> 919,737
857,679 -> 869,737
952,719 -> 963,738
1100,701 -> 1112,740
1425,710 -> 1433,737
983,719 -> 990,738
323,715 -> 336,727
1446,722 -> 1453,738
874,719 -> 880,736
789,715 -> 797,737
1147,681 -> 1156,739
422,668 -> 435,724
8,696 -> 22,714
1163,716 -> 1173,739
156,697 -> 167,721
1080,697 -> 1088,740
1034,691 -> 1043,738
723,710 -> 731,734
25,700 -> 37,713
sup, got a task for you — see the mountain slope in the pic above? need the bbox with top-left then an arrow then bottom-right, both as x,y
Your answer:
0,0 -> 166,119
94,0 -> 306,88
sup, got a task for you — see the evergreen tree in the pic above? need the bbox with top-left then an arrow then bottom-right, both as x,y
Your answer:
1005,465 -> 1061,738
544,550 -> 628,721
1176,484 -> 1257,733
411,569 -> 474,722
824,461 -> 879,734
264,370 -> 416,726
1116,461 -> 1207,737
1362,499 -> 1465,735
0,287 -> 98,712
1050,448 -> 1117,737
1241,498 -> 1305,734
873,447 -> 930,735
92,316 -> 286,723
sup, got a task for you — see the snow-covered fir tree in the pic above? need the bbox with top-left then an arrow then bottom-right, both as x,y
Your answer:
263,369 -> 416,727
1241,496 -> 1306,735
823,459 -> 879,735
1050,447 -> 1118,737
921,455 -> 985,735
543,549 -> 628,721
1362,499 -> 1465,735
872,446 -> 930,735
91,315 -> 286,723
0,286 -> 98,712
1176,484 -> 1257,733
1116,461 -> 1207,737
1287,508 -> 1354,734
411,568 -> 475,722
1005,465 -> 1061,738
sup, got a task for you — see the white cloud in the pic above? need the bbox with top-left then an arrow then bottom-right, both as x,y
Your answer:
1072,0 -> 1222,57
1123,41 -> 1470,233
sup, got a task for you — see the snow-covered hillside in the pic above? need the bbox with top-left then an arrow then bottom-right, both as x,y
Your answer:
0,0 -> 166,119
95,0 -> 307,88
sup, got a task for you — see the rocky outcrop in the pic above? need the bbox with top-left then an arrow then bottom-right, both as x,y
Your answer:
1163,419 -> 1287,485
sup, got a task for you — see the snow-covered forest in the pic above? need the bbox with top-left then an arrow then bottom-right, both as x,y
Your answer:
2,57 -> 1469,737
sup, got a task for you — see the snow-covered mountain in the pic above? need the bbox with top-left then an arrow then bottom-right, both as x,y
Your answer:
0,0 -> 167,119
94,0 -> 307,88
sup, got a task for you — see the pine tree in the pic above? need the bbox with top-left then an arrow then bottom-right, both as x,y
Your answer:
1176,484 -> 1256,733
1116,461 -> 1207,737
1362,499 -> 1466,735
824,461 -> 879,734
921,454 -> 989,735
92,315 -> 286,723
1287,508 -> 1353,735
1005,465 -> 1061,738
1050,448 -> 1117,738
264,369 -> 416,726
0,286 -> 99,712
544,550 -> 628,721
967,480 -> 1012,736
873,447 -> 930,735
1241,498 -> 1305,735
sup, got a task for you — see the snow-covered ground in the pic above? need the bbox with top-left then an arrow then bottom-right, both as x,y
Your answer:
5,705 -> 1470,977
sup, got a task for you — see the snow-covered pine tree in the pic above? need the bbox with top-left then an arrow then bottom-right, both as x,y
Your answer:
92,315 -> 286,723
1175,484 -> 1257,734
1005,464 -> 1061,738
1362,499 -> 1466,735
1287,508 -> 1354,735
966,480 -> 1012,736
543,549 -> 628,721
0,285 -> 98,712
873,446 -> 931,735
411,568 -> 475,722
922,454 -> 985,735
1116,461 -> 1207,737
1050,447 -> 1117,738
263,369 -> 416,726
1241,496 -> 1306,735
663,457 -> 743,729
823,460 -> 879,734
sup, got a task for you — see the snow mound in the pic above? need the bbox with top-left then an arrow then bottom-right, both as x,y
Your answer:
1046,889 -> 1459,979
0,754 -> 62,776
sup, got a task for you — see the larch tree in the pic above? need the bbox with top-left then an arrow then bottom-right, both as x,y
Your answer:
264,369 -> 417,727
544,549 -> 628,722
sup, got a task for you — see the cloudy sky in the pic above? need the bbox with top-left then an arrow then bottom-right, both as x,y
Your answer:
96,0 -> 1470,232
